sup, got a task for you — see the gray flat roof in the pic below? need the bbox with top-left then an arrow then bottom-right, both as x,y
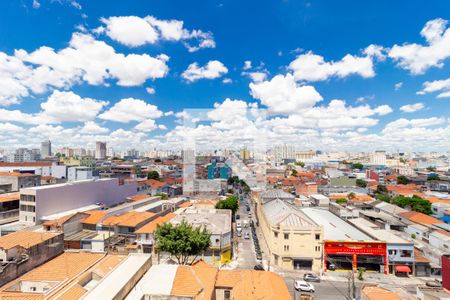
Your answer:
301,208 -> 372,241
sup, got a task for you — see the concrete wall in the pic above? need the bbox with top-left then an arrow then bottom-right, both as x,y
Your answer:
21,179 -> 137,224
0,233 -> 64,286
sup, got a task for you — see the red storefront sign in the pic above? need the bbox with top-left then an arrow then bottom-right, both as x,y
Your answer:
324,240 -> 387,274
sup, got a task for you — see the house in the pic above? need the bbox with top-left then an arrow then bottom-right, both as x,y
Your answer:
429,230 -> 450,252
135,212 -> 176,253
0,192 -> 20,225
0,172 -> 40,193
295,182 -> 318,196
100,211 -> 157,234
146,179 -> 169,196
398,211 -> 443,229
127,262 -> 291,300
309,194 -> 330,207
0,231 -> 64,286
42,212 -> 88,236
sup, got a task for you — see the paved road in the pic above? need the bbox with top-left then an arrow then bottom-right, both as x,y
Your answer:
235,192 -> 258,269
283,276 -> 361,300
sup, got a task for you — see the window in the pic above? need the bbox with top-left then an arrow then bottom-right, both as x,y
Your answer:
315,246 -> 320,252
224,290 -> 231,300
400,250 -> 412,258
284,245 -> 289,252
388,250 -> 397,256
274,231 -> 278,238
315,234 -> 320,240
274,254 -> 279,265
284,233 -> 289,240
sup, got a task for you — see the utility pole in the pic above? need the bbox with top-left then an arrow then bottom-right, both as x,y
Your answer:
351,269 -> 356,300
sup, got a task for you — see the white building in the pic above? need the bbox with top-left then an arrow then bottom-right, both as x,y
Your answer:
19,178 -> 137,224
0,162 -> 67,179
274,144 -> 296,164
95,141 -> 107,160
68,166 -> 93,182
370,150 -> 387,165
40,140 -> 51,158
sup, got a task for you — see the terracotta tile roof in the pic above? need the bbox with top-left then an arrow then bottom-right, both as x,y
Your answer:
361,286 -> 402,300
171,264 -> 217,299
135,213 -> 176,234
0,192 -> 20,203
43,213 -> 78,227
295,171 -> 316,178
414,248 -> 430,263
146,179 -> 167,189
127,194 -> 151,202
81,210 -> 107,225
398,211 -> 443,225
178,202 -> 193,208
102,211 -> 155,227
40,176 -> 55,180
0,172 -> 38,177
0,162 -> 53,167
0,231 -> 61,250
434,229 -> 450,238
215,270 -> 291,300
53,284 -> 87,300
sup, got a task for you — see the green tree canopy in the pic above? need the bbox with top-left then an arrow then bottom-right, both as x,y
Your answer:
427,174 -> 440,181
295,161 -> 305,167
356,179 -> 367,188
392,195 -> 432,215
216,195 -> 239,214
155,220 -> 211,265
291,169 -> 298,176
376,184 -> 388,194
147,170 -> 160,180
335,198 -> 348,204
350,162 -> 364,170
227,176 -> 240,185
397,175 -> 410,185
427,166 -> 437,172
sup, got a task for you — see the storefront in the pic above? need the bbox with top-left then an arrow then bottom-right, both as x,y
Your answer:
324,240 -> 388,274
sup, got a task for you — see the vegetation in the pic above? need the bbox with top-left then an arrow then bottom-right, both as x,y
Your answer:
155,220 -> 211,265
155,193 -> 168,200
357,268 -> 364,281
347,192 -> 356,200
376,194 -> 392,203
356,179 -> 367,188
240,179 -> 250,194
295,161 -> 305,168
134,165 -> 143,177
391,195 -> 432,215
427,174 -> 440,181
399,157 -> 408,164
147,170 -> 160,180
216,195 -> 239,214
350,162 -> 364,170
376,184 -> 388,194
291,169 -> 298,176
411,233 -> 416,239
397,175 -> 410,185
335,198 -> 348,204
427,166 -> 437,172
227,176 -> 240,185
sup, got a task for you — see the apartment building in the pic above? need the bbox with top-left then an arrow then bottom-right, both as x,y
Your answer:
19,178 -> 137,224
0,172 -> 40,193
255,191 -> 323,272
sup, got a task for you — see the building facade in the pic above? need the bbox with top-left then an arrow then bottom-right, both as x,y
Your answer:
95,141 -> 107,160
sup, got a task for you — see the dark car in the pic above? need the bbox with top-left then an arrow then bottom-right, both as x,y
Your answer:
236,214 -> 240,220
254,264 -> 265,271
303,273 -> 321,282
246,206 -> 250,212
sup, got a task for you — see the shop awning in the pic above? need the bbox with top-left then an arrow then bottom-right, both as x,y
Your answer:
395,265 -> 411,273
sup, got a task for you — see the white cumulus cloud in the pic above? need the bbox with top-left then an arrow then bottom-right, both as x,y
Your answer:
182,60 -> 228,82
99,98 -> 162,123
400,102 -> 425,113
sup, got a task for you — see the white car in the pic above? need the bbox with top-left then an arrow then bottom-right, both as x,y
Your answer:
294,280 -> 315,293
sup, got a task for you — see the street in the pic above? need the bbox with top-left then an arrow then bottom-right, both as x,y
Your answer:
235,191 -> 258,269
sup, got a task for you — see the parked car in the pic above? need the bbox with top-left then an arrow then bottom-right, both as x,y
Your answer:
254,264 -> 264,271
327,263 -> 336,271
236,214 -> 240,220
244,232 -> 250,239
294,280 -> 315,293
303,273 -> 321,282
237,231 -> 242,237
246,206 -> 250,212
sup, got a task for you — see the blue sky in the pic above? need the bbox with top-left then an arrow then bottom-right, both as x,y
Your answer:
0,0 -> 449,152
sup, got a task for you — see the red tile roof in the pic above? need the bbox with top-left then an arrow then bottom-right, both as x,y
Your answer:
0,172 -> 38,177
398,211 -> 443,225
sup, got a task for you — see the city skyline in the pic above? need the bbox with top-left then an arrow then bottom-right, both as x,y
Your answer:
0,1 -> 449,151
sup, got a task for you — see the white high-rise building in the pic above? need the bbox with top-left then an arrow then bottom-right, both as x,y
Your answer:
95,141 -> 107,160
40,140 -> 51,158
274,144 -> 296,163
370,150 -> 387,165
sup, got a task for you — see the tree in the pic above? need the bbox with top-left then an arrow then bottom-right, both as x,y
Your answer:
134,165 -> 143,178
155,220 -> 211,265
336,198 -> 348,204
347,192 -> 356,200
147,171 -> 160,180
357,267 -> 364,281
350,162 -> 364,170
376,185 -> 388,194
295,161 -> 305,168
397,175 -> 410,185
155,193 -> 168,200
392,195 -> 432,215
291,169 -> 298,176
356,179 -> 367,188
376,194 -> 392,203
216,195 -> 239,214
227,176 -> 239,185
427,166 -> 437,172
427,174 -> 440,181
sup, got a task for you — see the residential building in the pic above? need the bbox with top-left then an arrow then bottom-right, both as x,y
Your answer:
127,262 -> 291,300
99,211 -> 157,234
136,212 -> 176,254
309,194 -> 330,207
0,192 -> 20,224
40,140 -> 52,158
295,150 -> 316,161
274,144 -> 295,164
0,231 -> 64,286
0,161 -> 67,179
370,150 -> 387,165
68,166 -> 93,181
95,141 -> 107,160
170,207 -> 232,265
19,178 -> 137,224
5,148 -> 40,163
0,172 -> 40,192
360,284 -> 405,300
256,194 -> 323,272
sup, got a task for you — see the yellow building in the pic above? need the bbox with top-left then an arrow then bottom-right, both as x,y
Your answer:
256,190 -> 324,272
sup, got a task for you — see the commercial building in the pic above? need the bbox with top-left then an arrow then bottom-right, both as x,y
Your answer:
0,230 -> 64,286
170,207 -> 232,265
19,178 -> 137,224
256,192 -> 323,272
68,166 -> 93,181
0,172 -> 41,192
0,161 -> 67,179
95,141 -> 107,160
127,262 -> 291,300
40,140 -> 51,158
